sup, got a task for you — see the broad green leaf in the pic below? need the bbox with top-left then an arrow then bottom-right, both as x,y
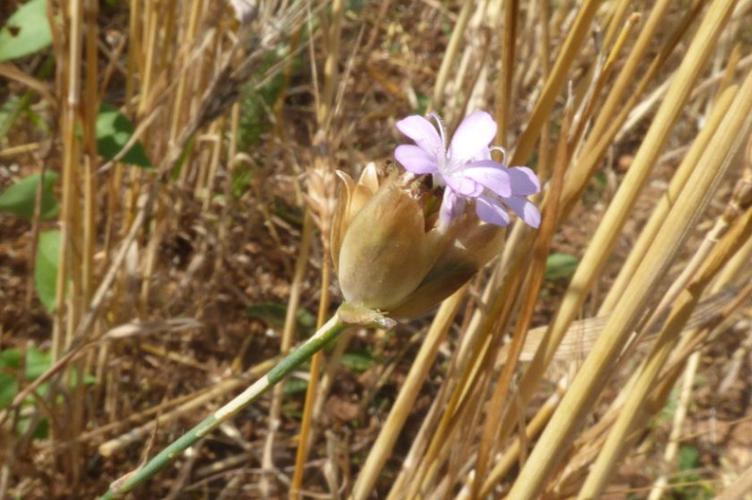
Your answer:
545,252 -> 579,281
0,348 -> 22,368
0,172 -> 59,220
34,230 -> 61,312
0,0 -> 53,62
0,347 -> 58,441
96,103 -> 152,167
25,346 -> 51,380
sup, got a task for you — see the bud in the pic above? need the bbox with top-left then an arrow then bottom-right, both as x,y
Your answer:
331,164 -> 503,318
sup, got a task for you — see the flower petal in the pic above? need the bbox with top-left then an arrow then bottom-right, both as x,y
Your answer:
463,162 -> 512,198
395,145 -> 439,174
448,111 -> 498,163
439,187 -> 466,230
475,196 -> 510,227
396,115 -> 443,155
508,166 -> 540,196
445,174 -> 483,197
504,196 -> 541,228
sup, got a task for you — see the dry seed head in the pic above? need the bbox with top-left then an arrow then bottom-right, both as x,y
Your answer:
304,165 -> 338,249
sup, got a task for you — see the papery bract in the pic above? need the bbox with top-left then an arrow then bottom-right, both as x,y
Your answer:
331,164 -> 502,318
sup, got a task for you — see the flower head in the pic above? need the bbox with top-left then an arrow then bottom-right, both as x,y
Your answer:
329,111 -> 541,318
394,111 -> 541,230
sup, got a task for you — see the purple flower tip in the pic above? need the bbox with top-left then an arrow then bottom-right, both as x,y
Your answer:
394,111 -> 541,230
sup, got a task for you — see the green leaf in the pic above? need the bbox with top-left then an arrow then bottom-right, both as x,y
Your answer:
239,50 -> 293,148
231,166 -> 254,198
247,303 -> 315,332
415,92 -> 430,115
545,252 -> 579,281
0,346 -> 56,443
0,348 -> 22,369
341,352 -> 375,372
272,198 -> 304,228
17,416 -> 48,439
68,369 -> 97,387
678,445 -> 700,471
0,373 -> 18,409
296,308 -> 316,330
25,346 -> 51,380
0,95 -> 27,140
0,172 -> 59,220
0,0 -> 53,62
34,230 -> 61,312
0,346 -> 52,409
96,103 -> 152,167
283,377 -> 308,396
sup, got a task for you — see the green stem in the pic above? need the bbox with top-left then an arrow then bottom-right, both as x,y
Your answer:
100,312 -> 348,499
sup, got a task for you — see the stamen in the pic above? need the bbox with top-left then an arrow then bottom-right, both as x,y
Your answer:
489,145 -> 509,165
428,112 -> 448,151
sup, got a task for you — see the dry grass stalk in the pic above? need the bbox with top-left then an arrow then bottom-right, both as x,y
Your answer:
505,0 -> 736,449
473,101 -> 571,496
458,2 -> 692,476
351,287 -> 466,499
261,210 -> 313,496
432,0 -> 474,110
494,0 -> 517,145
97,358 -> 276,457
506,2 -> 743,495
646,349 -> 702,500
290,2 -> 349,495
600,84 -> 738,313
476,378 -> 566,497
562,0 -> 704,213
510,0 -> 599,165
578,70 -> 752,496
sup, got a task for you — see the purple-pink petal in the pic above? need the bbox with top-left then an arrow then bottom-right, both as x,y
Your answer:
439,188 -> 466,229
463,162 -> 512,198
476,196 -> 510,226
395,145 -> 439,174
448,111 -> 497,163
508,166 -> 540,196
396,115 -> 443,156
504,196 -> 541,228
445,174 -> 483,197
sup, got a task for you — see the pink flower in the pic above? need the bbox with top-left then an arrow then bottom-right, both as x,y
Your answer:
394,111 -> 541,230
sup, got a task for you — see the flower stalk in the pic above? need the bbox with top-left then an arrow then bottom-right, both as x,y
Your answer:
99,305 -> 392,499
